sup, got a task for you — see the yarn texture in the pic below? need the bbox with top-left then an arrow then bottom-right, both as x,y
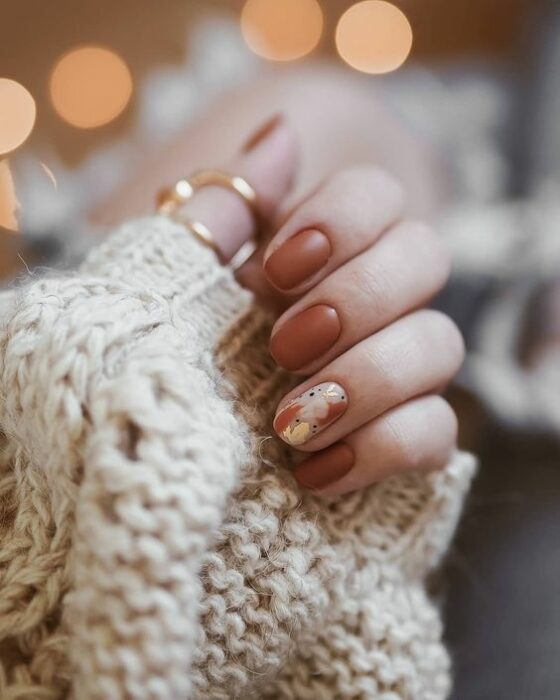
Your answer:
0,216 -> 475,699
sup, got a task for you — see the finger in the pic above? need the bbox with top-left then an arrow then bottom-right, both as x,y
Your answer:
177,114 -> 298,262
263,166 -> 404,293
273,309 -> 464,452
292,395 -> 457,496
269,220 -> 451,372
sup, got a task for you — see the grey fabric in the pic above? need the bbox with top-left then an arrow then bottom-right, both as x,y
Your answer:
443,8 -> 560,695
445,430 -> 560,700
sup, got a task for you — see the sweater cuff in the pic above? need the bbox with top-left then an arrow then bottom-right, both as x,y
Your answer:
80,215 -> 254,349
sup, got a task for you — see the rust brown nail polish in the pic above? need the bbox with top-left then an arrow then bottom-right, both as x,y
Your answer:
293,443 -> 355,490
264,229 -> 332,290
270,304 -> 341,371
242,113 -> 284,152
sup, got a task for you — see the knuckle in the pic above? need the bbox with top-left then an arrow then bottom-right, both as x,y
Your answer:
346,263 -> 388,316
444,409 -> 459,453
364,341 -> 408,405
399,221 -> 452,288
400,219 -> 434,243
419,310 -> 465,368
382,396 -> 458,473
430,396 -> 459,446
327,166 -> 405,210
427,398 -> 458,470
382,411 -> 423,471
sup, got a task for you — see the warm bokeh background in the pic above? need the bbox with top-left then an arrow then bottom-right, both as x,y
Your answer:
0,0 -> 533,279
0,0 -> 529,162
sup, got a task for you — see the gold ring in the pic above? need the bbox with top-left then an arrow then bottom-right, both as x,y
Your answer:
188,170 -> 259,218
172,214 -> 221,255
156,179 -> 194,215
157,170 -> 259,221
156,169 -> 261,270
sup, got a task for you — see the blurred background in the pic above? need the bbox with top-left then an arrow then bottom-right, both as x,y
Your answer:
0,0 -> 532,276
2,2 -> 560,699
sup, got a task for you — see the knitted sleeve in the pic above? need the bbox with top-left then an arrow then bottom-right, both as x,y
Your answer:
0,216 -> 475,700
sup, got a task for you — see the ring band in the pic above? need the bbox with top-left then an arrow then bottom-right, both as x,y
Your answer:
156,179 -> 194,215
188,170 -> 259,218
228,239 -> 259,271
156,169 -> 261,270
172,214 -> 221,255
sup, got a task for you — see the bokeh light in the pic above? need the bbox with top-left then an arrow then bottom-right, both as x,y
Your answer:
50,46 -> 133,129
335,1 -> 413,74
241,0 -> 323,61
0,79 -> 36,155
0,160 -> 19,232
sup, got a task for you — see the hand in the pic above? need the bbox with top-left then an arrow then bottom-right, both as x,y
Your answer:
164,115 -> 463,496
264,162 -> 463,496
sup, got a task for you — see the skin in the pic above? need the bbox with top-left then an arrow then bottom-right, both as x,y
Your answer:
92,65 -> 462,496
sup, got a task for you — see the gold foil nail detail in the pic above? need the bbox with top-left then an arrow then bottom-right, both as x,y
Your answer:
274,382 -> 348,447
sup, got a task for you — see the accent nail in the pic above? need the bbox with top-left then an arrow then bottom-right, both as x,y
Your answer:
293,443 -> 355,490
242,113 -> 284,152
274,382 -> 348,447
264,229 -> 332,290
270,304 -> 341,371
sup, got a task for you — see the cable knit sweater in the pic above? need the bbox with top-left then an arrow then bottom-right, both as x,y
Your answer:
0,216 -> 475,700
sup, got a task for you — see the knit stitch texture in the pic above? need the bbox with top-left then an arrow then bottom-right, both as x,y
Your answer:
0,216 -> 475,699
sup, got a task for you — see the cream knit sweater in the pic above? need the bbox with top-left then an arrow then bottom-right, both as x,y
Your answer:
0,216 -> 475,700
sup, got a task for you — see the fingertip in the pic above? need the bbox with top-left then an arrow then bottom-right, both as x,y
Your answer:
235,114 -> 300,216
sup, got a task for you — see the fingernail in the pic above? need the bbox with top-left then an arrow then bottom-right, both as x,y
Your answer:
264,229 -> 331,291
293,443 -> 355,490
270,304 -> 341,371
274,382 -> 348,447
242,113 -> 284,153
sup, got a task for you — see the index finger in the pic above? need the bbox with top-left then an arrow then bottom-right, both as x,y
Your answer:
174,116 -> 297,263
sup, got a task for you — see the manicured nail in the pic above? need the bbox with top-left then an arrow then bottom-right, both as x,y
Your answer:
270,304 -> 341,371
242,113 -> 284,152
264,229 -> 331,290
293,443 -> 355,490
274,382 -> 348,447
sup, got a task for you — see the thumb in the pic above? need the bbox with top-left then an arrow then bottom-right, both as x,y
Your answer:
177,114 -> 299,262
